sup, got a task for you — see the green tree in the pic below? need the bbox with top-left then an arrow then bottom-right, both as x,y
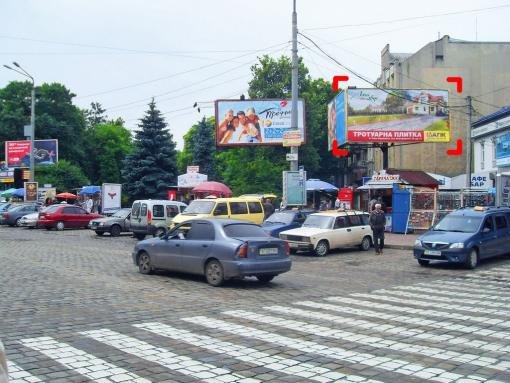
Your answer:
84,102 -> 107,129
192,116 -> 216,179
122,100 -> 178,201
177,125 -> 197,174
35,160 -> 90,192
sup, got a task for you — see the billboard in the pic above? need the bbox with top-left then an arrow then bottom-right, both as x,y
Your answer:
327,90 -> 346,150
333,89 -> 450,145
282,170 -> 306,206
5,139 -> 58,167
101,183 -> 122,213
215,99 -> 305,146
495,132 -> 510,167
24,181 -> 38,202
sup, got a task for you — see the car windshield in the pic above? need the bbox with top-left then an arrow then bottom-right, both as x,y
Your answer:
223,223 -> 269,238
43,205 -> 61,213
302,215 -> 334,229
182,201 -> 215,214
266,212 -> 294,224
112,209 -> 130,218
433,215 -> 482,233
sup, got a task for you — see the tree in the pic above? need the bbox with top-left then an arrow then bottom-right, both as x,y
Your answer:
84,102 -> 107,129
35,160 -> 90,192
192,117 -> 216,179
122,100 -> 178,201
177,124 -> 197,174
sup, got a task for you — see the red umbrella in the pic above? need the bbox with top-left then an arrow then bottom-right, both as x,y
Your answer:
192,181 -> 232,198
55,192 -> 78,200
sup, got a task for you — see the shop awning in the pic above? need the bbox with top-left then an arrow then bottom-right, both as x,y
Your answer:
357,183 -> 394,190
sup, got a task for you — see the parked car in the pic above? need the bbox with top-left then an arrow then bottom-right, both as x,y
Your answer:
279,210 -> 372,256
262,209 -> 315,238
132,218 -> 292,286
89,208 -> 131,236
19,211 -> 40,228
0,203 -> 40,226
130,200 -> 187,240
38,204 -> 103,230
414,206 -> 510,269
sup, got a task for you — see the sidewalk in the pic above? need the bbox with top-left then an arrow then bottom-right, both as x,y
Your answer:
383,232 -> 420,250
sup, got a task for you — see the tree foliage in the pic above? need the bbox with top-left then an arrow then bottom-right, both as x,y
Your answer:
35,160 -> 90,192
122,100 -> 178,201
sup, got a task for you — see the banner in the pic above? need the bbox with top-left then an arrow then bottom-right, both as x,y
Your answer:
495,132 -> 510,167
328,90 -> 346,150
5,139 -> 58,167
215,99 -> 305,146
335,88 -> 450,145
283,170 -> 306,206
24,182 -> 38,202
177,172 -> 207,188
101,183 -> 122,213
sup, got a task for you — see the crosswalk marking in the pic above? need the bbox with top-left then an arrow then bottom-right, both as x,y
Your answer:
327,296 -> 510,332
6,360 -> 43,383
392,284 -> 510,302
265,305 -> 510,353
223,310 -> 510,372
19,336 -> 150,382
463,274 -> 510,284
183,315 -> 477,383
424,280 -> 510,294
134,322 -> 382,383
81,329 -> 258,383
296,300 -> 510,341
352,292 -> 510,319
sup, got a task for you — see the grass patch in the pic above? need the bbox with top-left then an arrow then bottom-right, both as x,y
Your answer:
423,119 -> 449,131
348,114 -> 414,125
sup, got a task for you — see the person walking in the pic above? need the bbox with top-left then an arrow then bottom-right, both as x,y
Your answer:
369,203 -> 386,254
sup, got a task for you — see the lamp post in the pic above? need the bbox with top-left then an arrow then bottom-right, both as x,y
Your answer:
3,62 -> 35,182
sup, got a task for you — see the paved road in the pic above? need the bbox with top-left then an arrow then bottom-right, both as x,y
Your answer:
1,226 -> 510,382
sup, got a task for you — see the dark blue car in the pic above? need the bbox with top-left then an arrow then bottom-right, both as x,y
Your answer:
262,210 -> 313,238
414,206 -> 510,269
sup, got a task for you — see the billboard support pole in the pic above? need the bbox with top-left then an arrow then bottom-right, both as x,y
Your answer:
290,0 -> 298,172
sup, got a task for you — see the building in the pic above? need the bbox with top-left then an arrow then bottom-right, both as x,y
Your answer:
367,35 -> 510,178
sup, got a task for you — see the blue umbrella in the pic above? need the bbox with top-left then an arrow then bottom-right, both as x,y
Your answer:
78,185 -> 101,195
306,179 -> 338,192
12,188 -> 25,197
0,188 -> 16,197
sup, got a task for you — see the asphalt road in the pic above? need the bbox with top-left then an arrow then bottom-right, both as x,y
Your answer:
1,226 -> 510,383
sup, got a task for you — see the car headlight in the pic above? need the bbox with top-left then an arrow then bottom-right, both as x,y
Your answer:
449,242 -> 464,249
99,222 -> 105,226
414,239 -> 422,247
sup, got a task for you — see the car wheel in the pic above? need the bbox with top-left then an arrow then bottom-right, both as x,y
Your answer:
359,236 -> 371,251
95,231 -> 105,236
205,260 -> 224,287
138,252 -> 153,275
56,221 -> 65,231
154,227 -> 166,237
465,248 -> 478,269
110,225 -> 121,237
15,218 -> 22,227
257,275 -> 276,284
418,259 -> 430,267
135,233 -> 145,240
314,240 -> 329,257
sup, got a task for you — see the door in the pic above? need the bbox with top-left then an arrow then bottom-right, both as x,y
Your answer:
229,201 -> 250,222
151,223 -> 190,270
178,221 -> 215,274
131,202 -> 148,233
212,202 -> 229,219
330,216 -> 356,248
478,216 -> 497,258
494,214 -> 510,256
346,213 -> 369,245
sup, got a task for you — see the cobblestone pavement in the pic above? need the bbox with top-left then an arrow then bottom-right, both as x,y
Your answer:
1,226 -> 510,382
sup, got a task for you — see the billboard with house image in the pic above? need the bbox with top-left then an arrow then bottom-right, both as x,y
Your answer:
340,88 -> 450,144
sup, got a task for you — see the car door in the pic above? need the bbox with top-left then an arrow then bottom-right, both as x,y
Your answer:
478,216 -> 497,258
212,202 -> 229,219
346,213 -> 369,244
150,223 -> 191,270
132,202 -> 148,233
494,214 -> 510,256
229,201 -> 250,222
330,216 -> 354,249
178,221 -> 215,274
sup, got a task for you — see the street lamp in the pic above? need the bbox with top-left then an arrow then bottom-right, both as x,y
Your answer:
3,62 -> 35,182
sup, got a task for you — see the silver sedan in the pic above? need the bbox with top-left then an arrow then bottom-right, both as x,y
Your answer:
132,218 -> 292,286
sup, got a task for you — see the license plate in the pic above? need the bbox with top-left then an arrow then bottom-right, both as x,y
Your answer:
424,250 -> 441,256
259,247 -> 278,255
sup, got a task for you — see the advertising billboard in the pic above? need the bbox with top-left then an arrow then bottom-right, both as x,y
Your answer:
5,139 -> 58,167
327,90 -> 346,150
215,99 -> 305,146
24,181 -> 38,202
282,170 -> 306,206
333,89 -> 450,145
101,183 -> 122,213
495,132 -> 510,167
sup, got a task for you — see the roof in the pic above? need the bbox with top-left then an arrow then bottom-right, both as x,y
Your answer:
312,210 -> 366,217
472,105 -> 510,127
386,169 -> 440,188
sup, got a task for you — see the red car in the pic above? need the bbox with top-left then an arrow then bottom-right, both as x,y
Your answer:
38,204 -> 103,231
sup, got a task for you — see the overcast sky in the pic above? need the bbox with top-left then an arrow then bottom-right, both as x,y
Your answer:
1,0 -> 509,149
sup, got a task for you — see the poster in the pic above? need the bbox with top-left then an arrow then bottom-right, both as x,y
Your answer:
495,132 -> 510,167
5,139 -> 58,167
24,182 -> 38,202
101,183 -> 122,213
283,171 -> 306,206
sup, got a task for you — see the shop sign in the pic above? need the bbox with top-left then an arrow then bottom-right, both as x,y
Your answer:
369,174 -> 400,184
187,165 -> 199,173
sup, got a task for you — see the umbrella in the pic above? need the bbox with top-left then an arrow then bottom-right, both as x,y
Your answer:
0,188 -> 16,197
79,185 -> 101,195
12,188 -> 25,197
56,192 -> 77,200
306,179 -> 338,192
192,181 -> 232,197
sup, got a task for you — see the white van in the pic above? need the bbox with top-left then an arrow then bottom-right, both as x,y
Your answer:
130,200 -> 187,240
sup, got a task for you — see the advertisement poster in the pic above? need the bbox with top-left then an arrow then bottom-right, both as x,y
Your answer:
495,132 -> 510,167
327,90 -> 346,151
283,171 -> 306,206
501,175 -> 510,206
337,89 -> 449,145
215,99 -> 305,146
101,183 -> 122,213
5,139 -> 58,167
177,172 -> 207,188
24,181 -> 38,202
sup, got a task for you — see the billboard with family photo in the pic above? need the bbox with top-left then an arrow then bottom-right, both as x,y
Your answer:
215,99 -> 305,146
5,139 -> 58,167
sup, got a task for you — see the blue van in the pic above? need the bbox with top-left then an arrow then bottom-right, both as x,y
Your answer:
413,206 -> 510,269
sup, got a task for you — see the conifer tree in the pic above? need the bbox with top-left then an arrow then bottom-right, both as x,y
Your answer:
122,100 -> 177,201
192,116 -> 216,180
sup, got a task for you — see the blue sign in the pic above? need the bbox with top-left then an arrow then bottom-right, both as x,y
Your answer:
496,132 -> 510,167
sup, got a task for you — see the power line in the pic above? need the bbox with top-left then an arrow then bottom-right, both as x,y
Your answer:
473,85 -> 510,98
472,98 -> 504,110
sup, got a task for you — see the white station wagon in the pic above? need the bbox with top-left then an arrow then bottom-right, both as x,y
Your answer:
279,210 -> 373,256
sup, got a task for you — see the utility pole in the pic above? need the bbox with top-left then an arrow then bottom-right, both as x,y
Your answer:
290,0 -> 298,172
466,96 -> 472,188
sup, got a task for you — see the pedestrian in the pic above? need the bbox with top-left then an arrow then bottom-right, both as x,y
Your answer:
263,198 -> 275,220
369,203 -> 386,255
334,197 -> 341,209
85,196 -> 93,213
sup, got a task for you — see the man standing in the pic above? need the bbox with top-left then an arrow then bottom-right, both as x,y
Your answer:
85,196 -> 93,213
369,203 -> 386,254
263,198 -> 275,220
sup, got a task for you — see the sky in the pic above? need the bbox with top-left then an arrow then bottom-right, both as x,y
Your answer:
1,0 -> 509,150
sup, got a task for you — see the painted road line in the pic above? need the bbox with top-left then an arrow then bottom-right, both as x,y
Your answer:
296,300 -> 510,341
19,336 -> 150,382
393,284 -> 510,302
81,328 -> 258,383
224,310 -> 510,372
419,280 -> 510,295
183,315 -> 472,383
134,321 -> 382,383
7,360 -> 43,383
265,305 -> 510,354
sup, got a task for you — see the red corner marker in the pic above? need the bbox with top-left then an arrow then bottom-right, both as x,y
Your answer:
446,139 -> 463,156
332,140 -> 349,157
332,75 -> 349,92
446,76 -> 463,93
